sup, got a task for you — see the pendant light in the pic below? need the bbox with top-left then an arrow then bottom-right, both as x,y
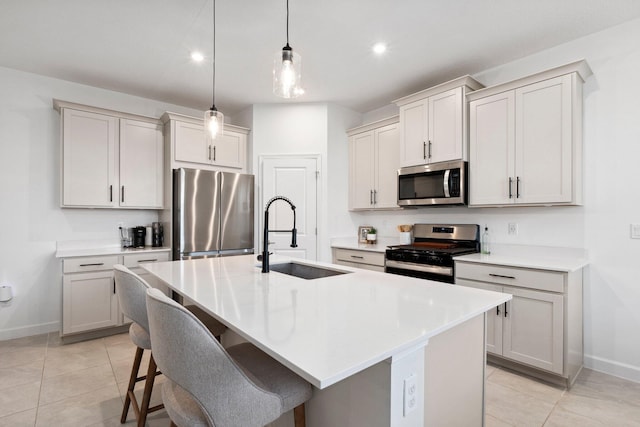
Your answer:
273,0 -> 304,98
205,0 -> 223,140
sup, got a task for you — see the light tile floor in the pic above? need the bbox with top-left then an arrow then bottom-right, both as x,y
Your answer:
1,332 -> 639,426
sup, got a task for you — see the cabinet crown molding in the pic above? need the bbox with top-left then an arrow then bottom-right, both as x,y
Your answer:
347,115 -> 399,137
53,99 -> 161,124
393,75 -> 484,106
467,59 -> 592,101
161,111 -> 250,134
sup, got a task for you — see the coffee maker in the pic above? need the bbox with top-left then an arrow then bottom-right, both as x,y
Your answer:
132,226 -> 146,248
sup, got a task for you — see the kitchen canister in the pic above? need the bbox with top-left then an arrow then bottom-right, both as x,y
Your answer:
399,232 -> 412,245
145,226 -> 153,246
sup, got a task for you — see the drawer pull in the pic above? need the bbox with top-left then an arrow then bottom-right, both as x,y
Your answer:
79,263 -> 105,267
350,255 -> 365,259
137,259 -> 158,263
489,273 -> 516,279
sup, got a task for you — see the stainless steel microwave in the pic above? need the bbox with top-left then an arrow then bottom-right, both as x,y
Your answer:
397,160 -> 468,206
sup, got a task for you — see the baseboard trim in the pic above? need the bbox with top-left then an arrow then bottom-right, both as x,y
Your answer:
0,321 -> 60,341
585,354 -> 640,383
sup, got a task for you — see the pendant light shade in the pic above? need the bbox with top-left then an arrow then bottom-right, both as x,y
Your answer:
205,0 -> 223,140
273,0 -> 303,98
205,108 -> 223,140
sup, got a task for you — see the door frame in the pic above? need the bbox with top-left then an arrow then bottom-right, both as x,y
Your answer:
258,153 -> 322,260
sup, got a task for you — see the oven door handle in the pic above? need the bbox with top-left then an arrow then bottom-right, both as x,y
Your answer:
386,260 -> 452,276
443,169 -> 451,198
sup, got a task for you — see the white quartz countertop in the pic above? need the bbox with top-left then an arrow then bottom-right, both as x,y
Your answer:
56,239 -> 170,258
142,254 -> 510,389
455,244 -> 588,272
330,236 -> 401,252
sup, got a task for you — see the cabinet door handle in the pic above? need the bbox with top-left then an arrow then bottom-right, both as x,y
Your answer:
508,177 -> 513,199
113,279 -> 116,294
504,302 -> 508,318
370,190 -> 374,205
110,185 -> 113,202
373,189 -> 377,205
423,141 -> 427,159
350,255 -> 364,259
208,145 -> 212,160
489,273 -> 516,279
137,259 -> 158,263
121,186 -> 125,203
516,176 -> 521,198
79,263 -> 104,267
428,140 -> 432,159
213,146 -> 216,161
496,305 -> 501,316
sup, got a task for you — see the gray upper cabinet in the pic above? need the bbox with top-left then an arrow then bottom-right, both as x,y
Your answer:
467,60 -> 592,207
394,76 -> 483,168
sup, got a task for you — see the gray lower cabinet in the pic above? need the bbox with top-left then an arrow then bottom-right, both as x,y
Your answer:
62,255 -> 120,335
332,248 -> 385,272
61,251 -> 169,336
455,261 -> 583,387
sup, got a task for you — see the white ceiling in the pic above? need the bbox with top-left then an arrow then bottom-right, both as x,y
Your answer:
2,0 -> 640,117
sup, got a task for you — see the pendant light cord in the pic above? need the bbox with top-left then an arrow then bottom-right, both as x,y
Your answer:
286,0 -> 290,47
211,0 -> 216,110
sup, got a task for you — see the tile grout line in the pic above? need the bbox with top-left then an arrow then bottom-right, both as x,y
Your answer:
32,332 -> 53,427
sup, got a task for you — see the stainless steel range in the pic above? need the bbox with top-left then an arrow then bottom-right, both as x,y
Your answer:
385,224 -> 480,283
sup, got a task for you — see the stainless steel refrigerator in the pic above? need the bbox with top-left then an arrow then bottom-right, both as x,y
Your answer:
173,168 -> 254,260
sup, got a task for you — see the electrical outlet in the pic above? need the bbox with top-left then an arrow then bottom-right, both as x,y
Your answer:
508,223 -> 518,235
403,374 -> 417,416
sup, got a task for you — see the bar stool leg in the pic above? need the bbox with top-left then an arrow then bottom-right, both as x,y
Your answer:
137,353 -> 160,427
121,346 -> 144,423
294,403 -> 306,427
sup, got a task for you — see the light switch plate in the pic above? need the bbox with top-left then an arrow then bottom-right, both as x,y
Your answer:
631,224 -> 640,239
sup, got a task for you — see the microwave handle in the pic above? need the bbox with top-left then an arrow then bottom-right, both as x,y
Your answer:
443,170 -> 451,198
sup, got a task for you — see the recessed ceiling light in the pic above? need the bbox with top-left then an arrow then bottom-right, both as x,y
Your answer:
191,51 -> 204,62
372,43 -> 387,55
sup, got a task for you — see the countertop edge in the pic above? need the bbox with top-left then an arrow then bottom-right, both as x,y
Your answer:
56,247 -> 171,258
454,253 -> 589,273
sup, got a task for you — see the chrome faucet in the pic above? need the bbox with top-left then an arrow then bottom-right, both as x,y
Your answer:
262,196 -> 297,273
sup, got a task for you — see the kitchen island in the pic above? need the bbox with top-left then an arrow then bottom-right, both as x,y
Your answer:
142,255 -> 511,427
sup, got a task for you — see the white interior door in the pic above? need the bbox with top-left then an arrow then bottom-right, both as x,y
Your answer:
261,156 -> 318,260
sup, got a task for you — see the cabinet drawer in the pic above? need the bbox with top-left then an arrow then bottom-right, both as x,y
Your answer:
122,251 -> 169,268
334,248 -> 385,267
63,255 -> 120,273
456,262 -> 564,293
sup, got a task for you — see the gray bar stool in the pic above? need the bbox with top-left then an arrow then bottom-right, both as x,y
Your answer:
114,265 -> 228,426
145,287 -> 313,427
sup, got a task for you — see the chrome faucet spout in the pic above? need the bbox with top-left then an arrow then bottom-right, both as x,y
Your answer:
262,196 -> 298,273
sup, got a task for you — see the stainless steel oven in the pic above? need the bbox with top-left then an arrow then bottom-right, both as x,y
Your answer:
385,224 -> 479,283
397,160 -> 467,207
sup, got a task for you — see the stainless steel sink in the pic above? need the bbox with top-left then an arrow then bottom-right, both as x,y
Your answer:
269,262 -> 350,280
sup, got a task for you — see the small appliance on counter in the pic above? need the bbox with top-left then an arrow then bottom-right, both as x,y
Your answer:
132,226 -> 146,248
152,222 -> 164,247
119,227 -> 133,248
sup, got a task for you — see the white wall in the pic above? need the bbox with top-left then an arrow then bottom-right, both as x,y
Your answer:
350,18 -> 640,382
0,66 -> 204,339
249,103 -> 361,262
